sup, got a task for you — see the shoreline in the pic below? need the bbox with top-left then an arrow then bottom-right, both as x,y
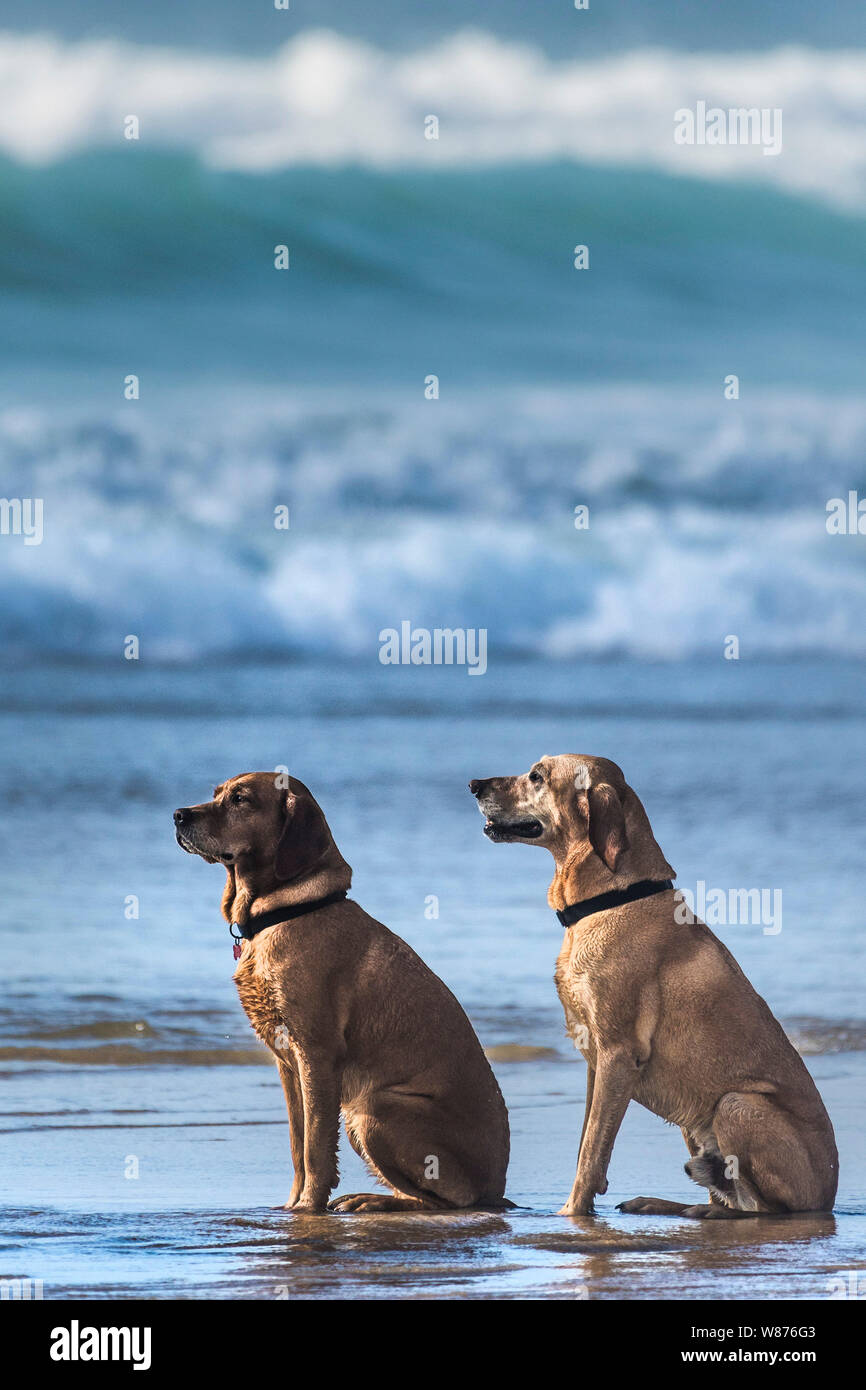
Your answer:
3,1051 -> 861,1300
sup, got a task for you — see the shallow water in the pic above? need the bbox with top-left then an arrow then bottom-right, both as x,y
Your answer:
3,1050 -> 863,1299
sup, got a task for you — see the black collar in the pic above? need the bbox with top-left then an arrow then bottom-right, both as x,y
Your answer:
231,890 -> 348,943
556,878 -> 673,928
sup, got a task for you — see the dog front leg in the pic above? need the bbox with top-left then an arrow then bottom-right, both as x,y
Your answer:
293,1052 -> 343,1212
577,1064 -> 595,1164
276,1058 -> 305,1208
559,1047 -> 635,1215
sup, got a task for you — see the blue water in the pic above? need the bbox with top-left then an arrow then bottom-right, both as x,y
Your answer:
4,0 -> 865,54
1,383 -> 865,660
0,24 -> 864,662
3,657 -> 865,1022
3,157 -> 864,386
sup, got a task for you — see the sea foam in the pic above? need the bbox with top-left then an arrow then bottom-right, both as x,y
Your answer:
0,30 -> 865,207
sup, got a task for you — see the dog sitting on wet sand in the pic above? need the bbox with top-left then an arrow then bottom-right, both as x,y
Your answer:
175,771 -> 512,1214
470,754 -> 838,1219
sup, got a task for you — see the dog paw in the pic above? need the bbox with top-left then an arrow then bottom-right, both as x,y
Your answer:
616,1196 -> 691,1216
328,1192 -> 393,1213
681,1203 -> 751,1220
329,1193 -> 420,1213
327,1193 -> 369,1212
617,1196 -> 656,1214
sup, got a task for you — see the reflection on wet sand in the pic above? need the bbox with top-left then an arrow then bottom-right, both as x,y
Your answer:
209,1208 -> 839,1301
4,1005 -> 860,1299
516,1212 -> 838,1299
4,1199 -> 849,1300
215,1210 -> 518,1300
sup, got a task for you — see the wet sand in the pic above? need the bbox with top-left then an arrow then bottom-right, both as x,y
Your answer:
3,1049 -> 862,1300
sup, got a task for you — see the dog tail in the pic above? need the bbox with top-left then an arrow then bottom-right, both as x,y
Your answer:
476,1195 -> 520,1211
685,1152 -> 734,1194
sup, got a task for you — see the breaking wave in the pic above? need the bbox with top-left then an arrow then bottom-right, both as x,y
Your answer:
1,387 -> 866,660
1,31 -> 865,209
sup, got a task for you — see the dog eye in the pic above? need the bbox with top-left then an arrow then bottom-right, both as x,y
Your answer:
529,770 -> 543,785
231,792 -> 248,806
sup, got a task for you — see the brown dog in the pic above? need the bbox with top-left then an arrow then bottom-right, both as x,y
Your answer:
175,771 -> 511,1213
470,755 -> 838,1218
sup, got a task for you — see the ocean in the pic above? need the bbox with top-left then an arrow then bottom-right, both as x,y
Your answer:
0,3 -> 864,1300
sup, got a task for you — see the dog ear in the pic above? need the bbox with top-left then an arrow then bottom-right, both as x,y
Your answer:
274,791 -> 332,881
587,782 -> 628,872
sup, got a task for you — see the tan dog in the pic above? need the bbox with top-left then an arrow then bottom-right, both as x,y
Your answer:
470,755 -> 838,1218
175,772 -> 511,1214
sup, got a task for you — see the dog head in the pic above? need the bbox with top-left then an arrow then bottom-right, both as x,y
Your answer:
174,772 -> 338,882
469,754 -> 673,888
